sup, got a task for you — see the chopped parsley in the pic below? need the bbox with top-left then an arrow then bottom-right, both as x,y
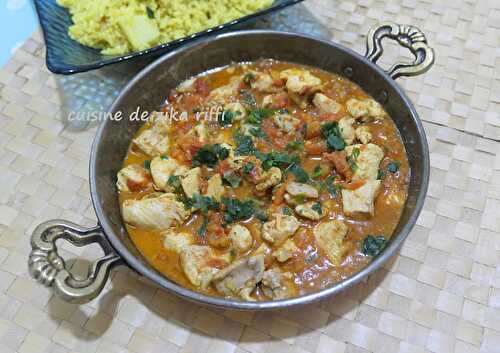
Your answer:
246,108 -> 274,125
243,72 -> 256,85
192,144 -> 229,168
221,197 -> 255,224
321,121 -> 346,151
282,207 -> 293,216
347,147 -> 360,172
311,202 -> 323,215
362,235 -> 387,257
197,217 -> 208,237
219,110 -> 240,127
189,194 -> 220,214
240,90 -> 256,107
377,169 -> 386,180
249,126 -> 269,140
387,161 -> 401,173
167,175 -> 183,194
289,164 -> 310,183
143,160 -> 151,170
312,165 -> 323,179
222,171 -> 242,188
322,175 -> 342,197
256,151 -> 300,171
286,140 -> 304,151
146,6 -> 154,19
160,155 -> 169,160
242,162 -> 255,175
234,132 -> 256,156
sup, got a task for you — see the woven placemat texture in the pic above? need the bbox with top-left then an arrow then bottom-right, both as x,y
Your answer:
1,0 -> 500,352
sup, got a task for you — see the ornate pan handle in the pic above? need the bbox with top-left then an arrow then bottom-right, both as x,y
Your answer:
366,22 -> 435,79
28,220 -> 124,304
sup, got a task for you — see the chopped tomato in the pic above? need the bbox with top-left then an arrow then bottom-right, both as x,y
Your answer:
319,112 -> 343,122
306,120 -> 322,139
323,151 -> 353,180
194,78 -> 210,96
305,140 -> 327,155
342,179 -> 367,190
267,92 -> 289,109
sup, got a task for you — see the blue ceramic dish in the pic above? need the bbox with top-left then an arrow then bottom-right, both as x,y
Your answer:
33,0 -> 303,75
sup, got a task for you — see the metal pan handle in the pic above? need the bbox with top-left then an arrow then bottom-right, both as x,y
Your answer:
365,22 -> 435,80
28,220 -> 124,304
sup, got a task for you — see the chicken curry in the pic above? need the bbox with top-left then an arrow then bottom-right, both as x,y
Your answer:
118,60 -> 409,301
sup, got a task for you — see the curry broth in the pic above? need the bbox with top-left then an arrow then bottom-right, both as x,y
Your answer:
119,60 -> 409,299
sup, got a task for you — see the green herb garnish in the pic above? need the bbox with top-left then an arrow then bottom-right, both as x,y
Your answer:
322,175 -> 342,197
362,235 -> 387,256
143,160 -> 151,170
219,110 -> 239,127
192,144 -> 229,168
197,216 -> 208,237
311,202 -> 323,215
387,161 -> 401,173
246,108 -> 274,125
289,164 -> 310,183
347,147 -> 360,172
286,140 -> 304,151
221,197 -> 255,224
312,165 -> 323,179
282,207 -> 293,216
146,6 -> 154,19
243,72 -> 256,85
167,175 -> 183,194
321,122 -> 346,151
240,90 -> 256,107
242,162 -> 255,175
234,132 -> 256,156
377,170 -> 386,180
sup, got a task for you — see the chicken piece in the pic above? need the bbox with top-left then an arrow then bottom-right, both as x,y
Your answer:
212,254 -> 265,300
262,92 -> 289,109
133,128 -> 170,157
256,167 -> 282,192
209,76 -> 242,103
295,201 -> 324,221
280,69 -> 322,95
345,144 -> 384,181
261,214 -> 300,244
313,93 -> 341,115
250,71 -> 278,93
346,98 -> 385,121
177,77 -> 196,93
323,151 -> 353,180
122,193 -> 191,229
225,102 -> 247,121
180,245 -> 226,288
181,167 -> 201,198
150,157 -> 188,191
338,117 -> 356,145
229,224 -> 253,252
285,182 -> 318,198
149,111 -> 170,134
116,164 -> 152,192
205,174 -> 225,201
273,113 -> 301,134
272,239 -> 298,262
342,180 -> 381,216
162,230 -> 194,253
261,268 -> 296,299
314,220 -> 348,265
355,126 -> 372,144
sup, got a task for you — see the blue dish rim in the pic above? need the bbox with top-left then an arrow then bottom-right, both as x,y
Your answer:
33,0 -> 304,75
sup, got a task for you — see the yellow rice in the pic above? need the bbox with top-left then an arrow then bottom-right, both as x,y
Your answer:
58,0 -> 274,55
